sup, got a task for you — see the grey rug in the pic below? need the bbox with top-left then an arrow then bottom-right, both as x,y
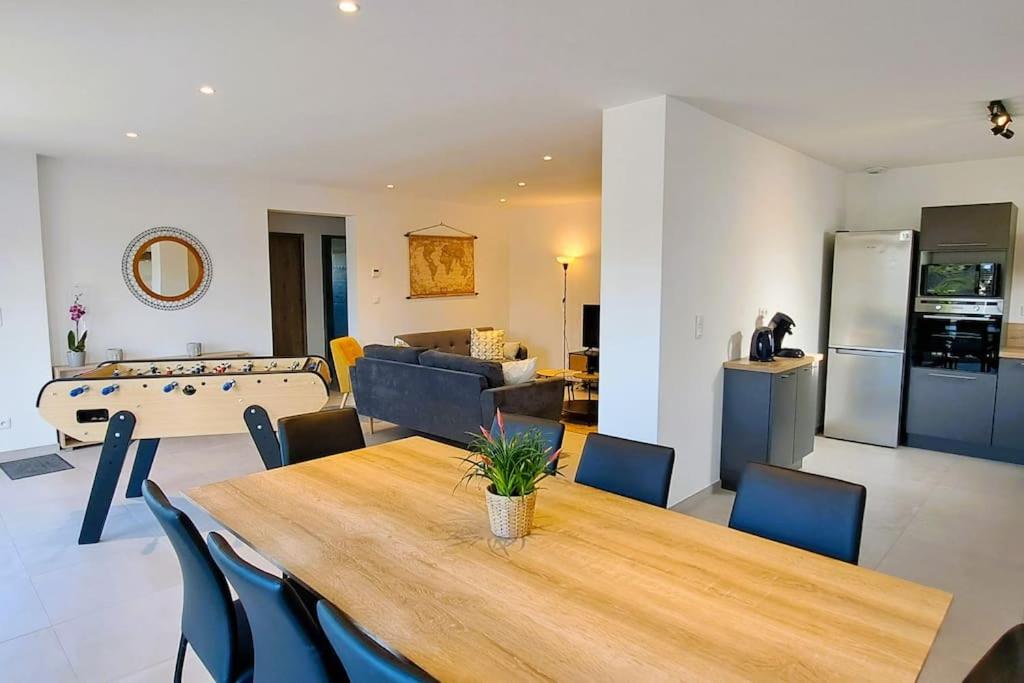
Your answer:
0,453 -> 74,480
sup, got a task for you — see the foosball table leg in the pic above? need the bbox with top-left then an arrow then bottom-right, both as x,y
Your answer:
125,438 -> 161,498
79,411 -> 136,545
244,405 -> 282,470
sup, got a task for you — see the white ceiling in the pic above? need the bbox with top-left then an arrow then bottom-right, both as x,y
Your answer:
2,1 -> 1023,205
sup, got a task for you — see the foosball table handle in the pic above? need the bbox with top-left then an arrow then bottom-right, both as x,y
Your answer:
222,380 -> 237,391
69,385 -> 89,397
101,384 -> 120,396
163,382 -> 179,393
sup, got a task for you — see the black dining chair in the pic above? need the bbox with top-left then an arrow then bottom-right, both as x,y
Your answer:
728,463 -> 867,564
964,623 -> 1024,682
574,433 -> 675,507
207,532 -> 345,683
316,600 -> 436,682
491,413 -> 565,473
278,406 -> 366,466
141,481 -> 253,683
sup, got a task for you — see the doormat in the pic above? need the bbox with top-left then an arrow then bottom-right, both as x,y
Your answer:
0,454 -> 74,480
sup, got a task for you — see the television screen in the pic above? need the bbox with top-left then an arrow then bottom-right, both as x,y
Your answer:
582,304 -> 600,349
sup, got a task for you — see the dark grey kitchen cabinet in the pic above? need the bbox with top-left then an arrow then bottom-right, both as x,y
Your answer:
794,365 -> 817,462
906,367 -> 997,445
993,360 -> 1024,449
720,360 -> 817,490
768,372 -> 797,467
920,203 -> 1017,251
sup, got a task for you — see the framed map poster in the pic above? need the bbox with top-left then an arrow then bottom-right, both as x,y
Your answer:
407,232 -> 477,298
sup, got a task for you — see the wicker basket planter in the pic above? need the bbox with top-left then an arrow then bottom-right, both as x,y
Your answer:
485,486 -> 537,539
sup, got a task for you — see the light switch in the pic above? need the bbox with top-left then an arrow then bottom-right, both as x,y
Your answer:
370,267 -> 381,279
372,296 -> 381,304
695,314 -> 704,339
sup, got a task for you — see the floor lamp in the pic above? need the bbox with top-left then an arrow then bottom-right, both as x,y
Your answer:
556,256 -> 575,369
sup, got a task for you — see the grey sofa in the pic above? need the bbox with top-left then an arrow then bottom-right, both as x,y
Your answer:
352,346 -> 563,444
394,327 -> 528,360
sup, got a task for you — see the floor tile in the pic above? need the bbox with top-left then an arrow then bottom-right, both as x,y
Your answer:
114,656 -> 214,683
55,585 -> 184,683
32,538 -> 181,624
0,628 -> 77,683
0,574 -> 51,642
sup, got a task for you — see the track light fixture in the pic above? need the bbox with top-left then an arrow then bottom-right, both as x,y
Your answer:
988,100 -> 1015,139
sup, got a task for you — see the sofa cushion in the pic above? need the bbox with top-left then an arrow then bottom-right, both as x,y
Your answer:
362,344 -> 428,364
502,357 -> 538,385
420,350 -> 505,388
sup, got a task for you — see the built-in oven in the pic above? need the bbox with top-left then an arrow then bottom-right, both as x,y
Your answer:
910,298 -> 1003,374
920,262 -> 1000,298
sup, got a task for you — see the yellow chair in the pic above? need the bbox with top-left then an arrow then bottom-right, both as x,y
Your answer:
329,336 -> 363,408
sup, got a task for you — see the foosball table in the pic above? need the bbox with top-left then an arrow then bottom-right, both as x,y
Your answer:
37,355 -> 331,544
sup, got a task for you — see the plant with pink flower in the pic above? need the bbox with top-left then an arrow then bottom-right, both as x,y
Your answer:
67,294 -> 88,353
457,409 -> 562,497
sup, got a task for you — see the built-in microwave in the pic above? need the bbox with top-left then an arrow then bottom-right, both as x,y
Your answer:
920,263 -> 1000,298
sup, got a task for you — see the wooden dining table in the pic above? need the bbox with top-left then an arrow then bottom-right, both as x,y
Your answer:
188,436 -> 951,682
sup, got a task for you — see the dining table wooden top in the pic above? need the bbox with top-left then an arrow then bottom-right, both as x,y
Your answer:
187,436 -> 951,682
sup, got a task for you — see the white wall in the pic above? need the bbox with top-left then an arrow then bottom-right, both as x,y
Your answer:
37,157 -> 512,365
598,97 -> 668,442
846,157 -> 1024,322
600,96 -> 845,504
0,149 -> 56,452
266,211 -> 346,357
506,199 -> 601,368
658,97 -> 844,502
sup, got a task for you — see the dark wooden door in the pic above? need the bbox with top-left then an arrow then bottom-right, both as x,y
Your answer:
269,232 -> 307,356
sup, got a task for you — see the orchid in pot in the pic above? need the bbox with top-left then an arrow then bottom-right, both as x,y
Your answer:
460,410 -> 561,539
67,294 -> 88,367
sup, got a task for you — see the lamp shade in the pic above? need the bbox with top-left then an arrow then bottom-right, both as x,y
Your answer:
556,256 -> 575,266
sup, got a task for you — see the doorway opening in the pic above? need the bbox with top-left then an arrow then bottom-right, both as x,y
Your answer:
267,212 -> 348,376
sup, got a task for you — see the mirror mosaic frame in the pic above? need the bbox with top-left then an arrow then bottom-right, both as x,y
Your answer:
122,227 -> 212,310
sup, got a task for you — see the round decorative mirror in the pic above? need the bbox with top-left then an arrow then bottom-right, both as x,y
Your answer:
122,227 -> 212,310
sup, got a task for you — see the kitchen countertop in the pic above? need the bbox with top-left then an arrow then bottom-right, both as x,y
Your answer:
1000,347 -> 1024,360
723,354 -> 820,374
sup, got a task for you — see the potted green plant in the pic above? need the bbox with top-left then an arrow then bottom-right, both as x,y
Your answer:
460,410 -> 561,539
67,294 -> 88,367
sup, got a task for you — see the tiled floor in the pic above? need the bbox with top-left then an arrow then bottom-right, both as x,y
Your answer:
1,423 -> 1021,682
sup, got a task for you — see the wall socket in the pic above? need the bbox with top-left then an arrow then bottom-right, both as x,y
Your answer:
0,416 -> 11,430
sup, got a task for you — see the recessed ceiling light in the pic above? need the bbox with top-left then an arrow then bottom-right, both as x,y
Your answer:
864,166 -> 887,175
125,132 -> 139,139
499,198 -> 508,203
338,1 -> 360,12
198,85 -> 216,95
517,181 -> 527,187
386,184 -> 395,189
542,155 -> 553,161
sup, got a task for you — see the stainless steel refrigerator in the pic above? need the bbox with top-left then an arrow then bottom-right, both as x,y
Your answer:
824,230 -> 916,447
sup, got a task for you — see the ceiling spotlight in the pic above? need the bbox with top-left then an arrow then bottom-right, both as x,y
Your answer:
988,100 -> 1014,139
386,184 -> 395,189
338,1 -> 360,12
864,166 -> 887,175
125,132 -> 139,139
517,181 -> 527,187
499,198 -> 508,203
198,85 -> 216,95
542,155 -> 553,161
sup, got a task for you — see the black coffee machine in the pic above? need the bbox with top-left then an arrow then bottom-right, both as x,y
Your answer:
769,312 -> 804,358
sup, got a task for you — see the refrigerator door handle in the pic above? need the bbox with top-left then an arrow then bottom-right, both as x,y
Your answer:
834,348 -> 900,357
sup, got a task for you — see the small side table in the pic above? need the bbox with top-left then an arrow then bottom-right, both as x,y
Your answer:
537,368 -> 599,425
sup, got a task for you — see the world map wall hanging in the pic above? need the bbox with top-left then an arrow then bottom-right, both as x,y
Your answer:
406,222 -> 478,299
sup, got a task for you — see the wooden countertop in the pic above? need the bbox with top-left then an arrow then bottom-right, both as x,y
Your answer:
1001,347 -> 1024,360
189,436 -> 950,682
723,354 -> 820,374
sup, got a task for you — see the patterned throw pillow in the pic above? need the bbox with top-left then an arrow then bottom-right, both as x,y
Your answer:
471,328 -> 505,361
